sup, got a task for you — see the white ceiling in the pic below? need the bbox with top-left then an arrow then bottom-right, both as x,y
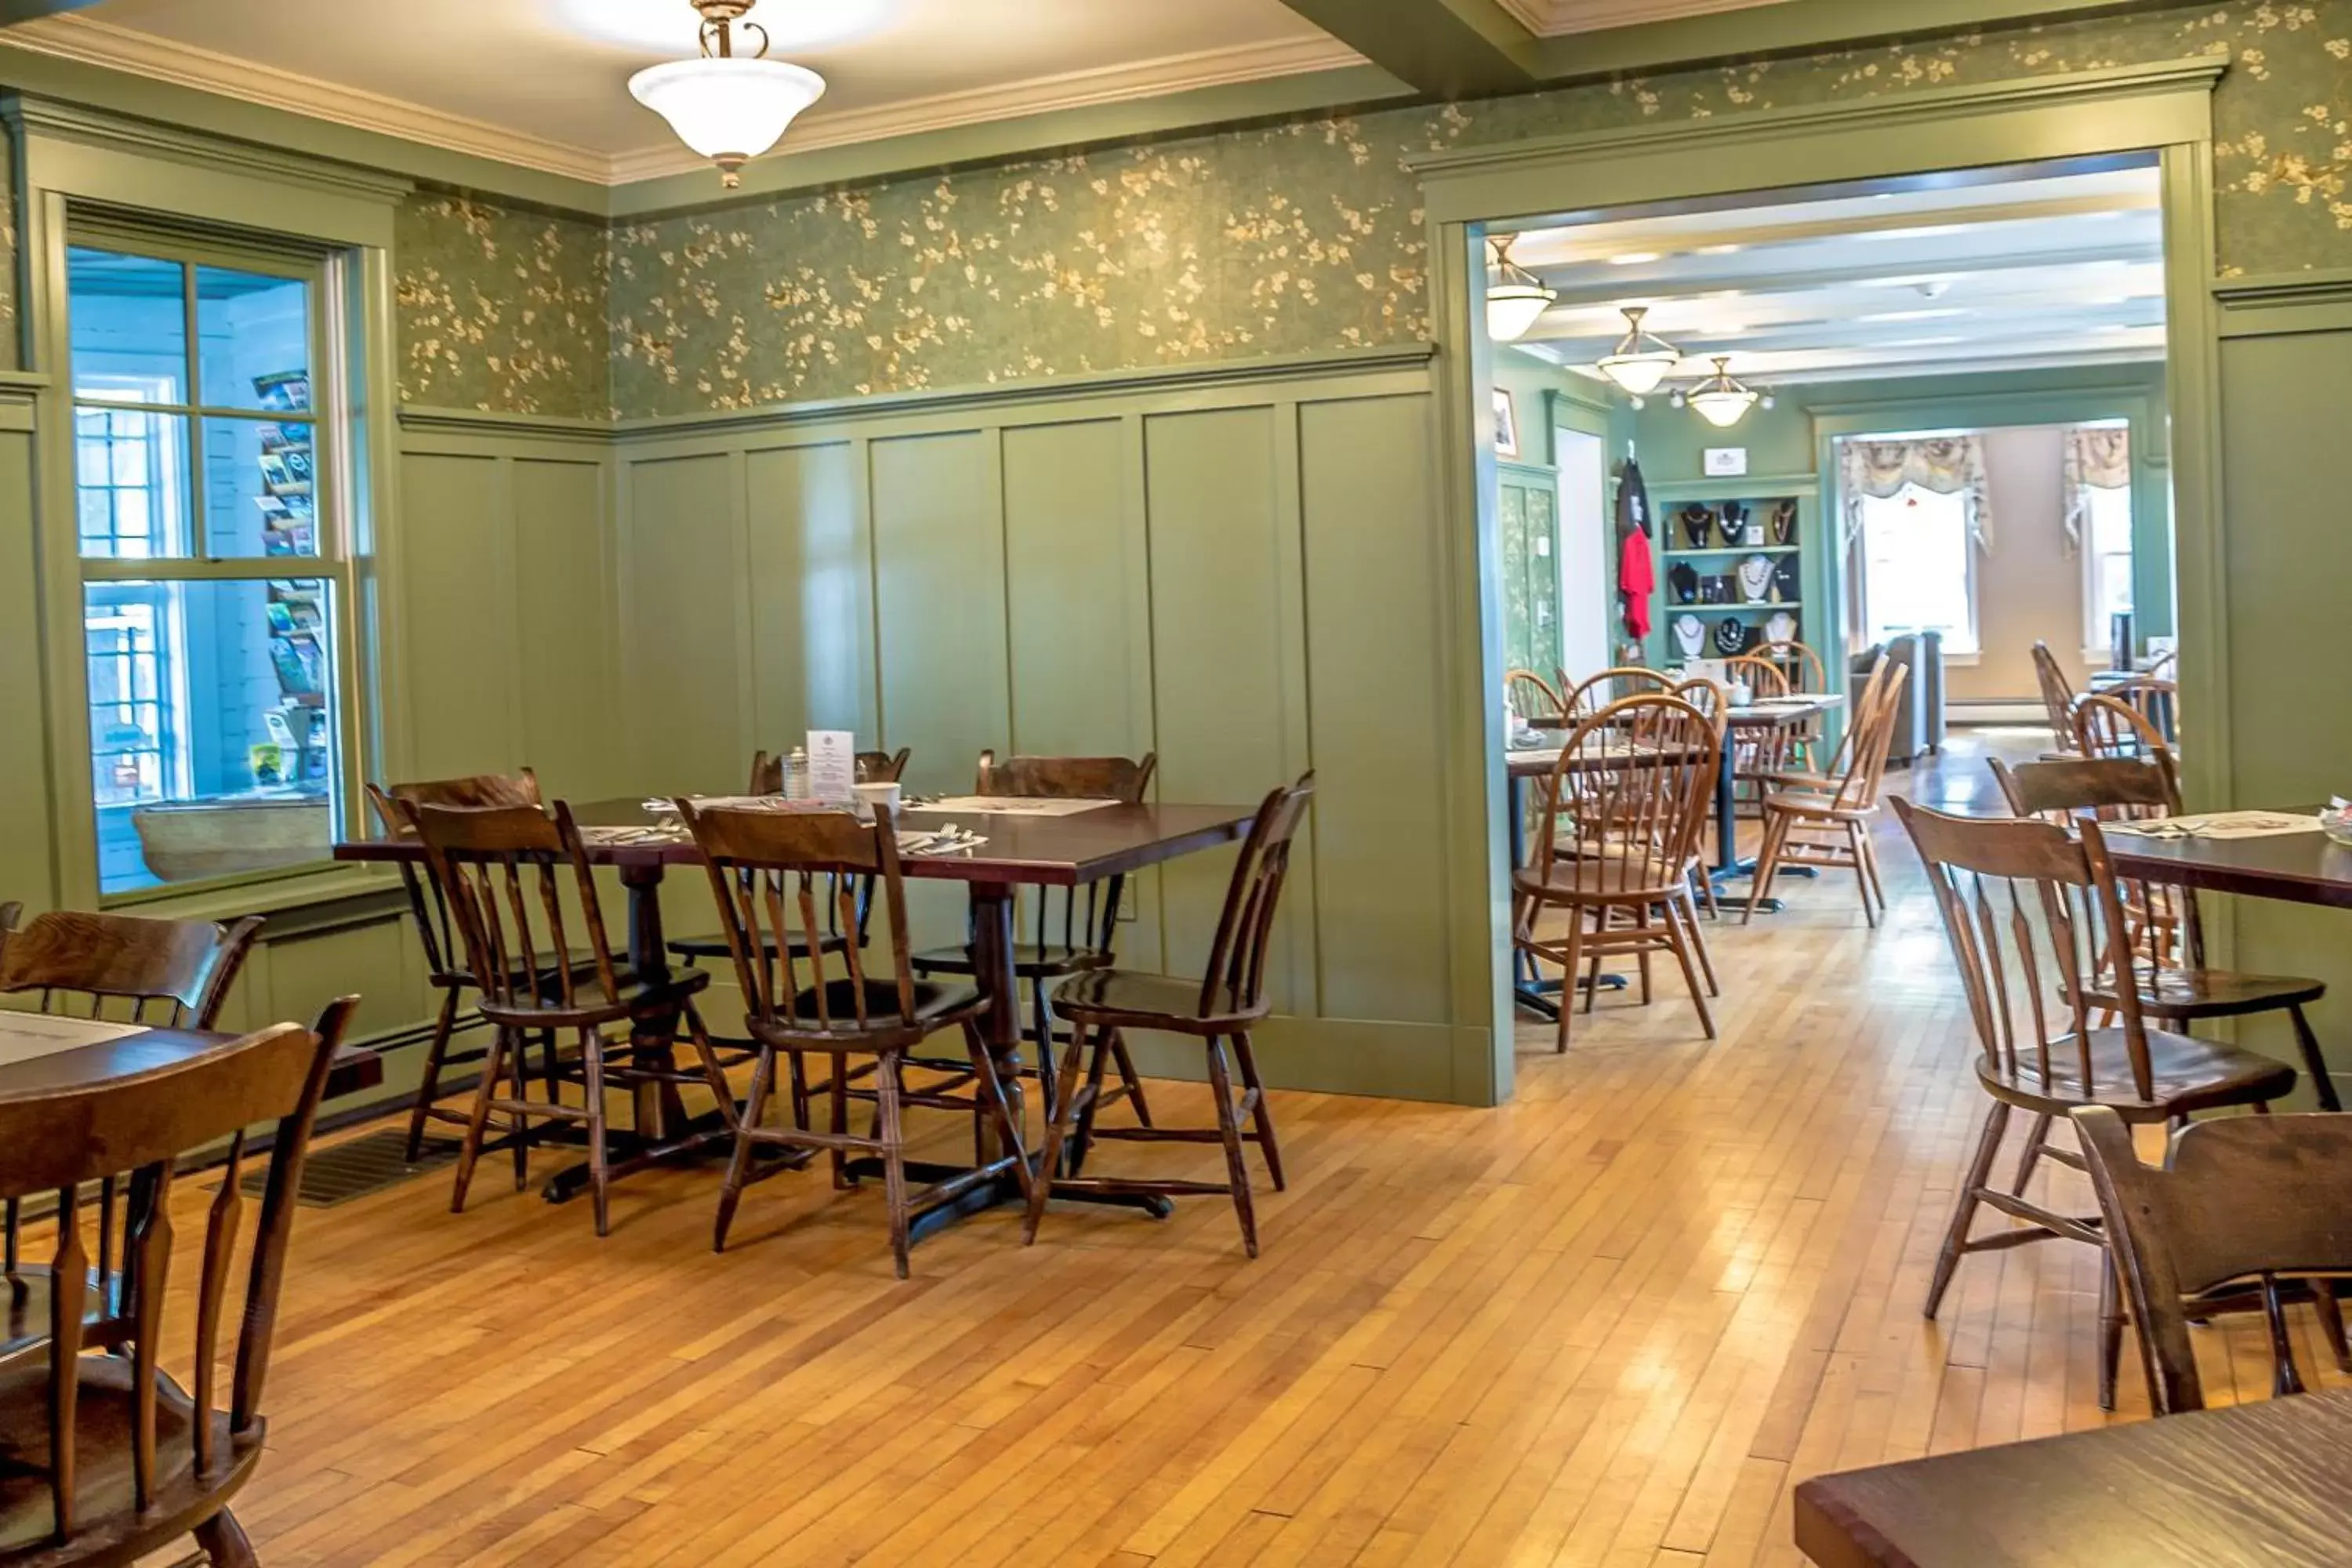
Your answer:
1502,162 -> 2168,385
9,0 -> 1361,182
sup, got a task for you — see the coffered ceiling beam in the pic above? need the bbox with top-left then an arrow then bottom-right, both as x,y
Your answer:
1273,0 -> 1541,97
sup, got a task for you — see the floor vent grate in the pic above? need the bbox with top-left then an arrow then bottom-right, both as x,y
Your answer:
238,1130 -> 461,1208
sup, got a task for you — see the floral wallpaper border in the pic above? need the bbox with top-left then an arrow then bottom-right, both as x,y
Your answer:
387,1 -> 2352,420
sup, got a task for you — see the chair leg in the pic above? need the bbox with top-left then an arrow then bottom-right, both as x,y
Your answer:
449,1027 -> 511,1215
680,1003 -> 740,1131
1676,890 -> 1721,997
2011,1112 -> 2055,1196
510,1025 -> 535,1193
1027,975 -> 1058,1128
1024,1025 -> 1092,1244
829,1051 -> 854,1190
1846,822 -> 1878,929
963,1019 -> 1033,1203
786,1051 -> 811,1134
1744,812 -> 1789,925
582,1029 -> 612,1238
2289,1004 -> 2341,1112
1555,906 -> 1586,1054
1205,1036 -> 1260,1259
1109,1033 -> 1156,1128
1926,1101 -> 2011,1320
405,987 -> 463,1162
876,1054 -> 913,1279
2098,1249 -> 2125,1413
1661,899 -> 1716,1040
1631,903 -> 1655,1005
194,1508 -> 259,1568
1231,1030 -> 1286,1192
713,1046 -> 776,1253
1859,829 -> 1889,916
1070,1028 -> 1116,1177
2316,1284 -> 2352,1374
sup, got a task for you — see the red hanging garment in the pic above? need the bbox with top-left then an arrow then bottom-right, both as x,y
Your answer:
1618,525 -> 1655,642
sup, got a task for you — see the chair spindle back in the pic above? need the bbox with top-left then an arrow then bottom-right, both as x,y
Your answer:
366,771 -> 545,983
1196,775 -> 1316,1020
400,801 -> 624,1016
1534,695 -> 1719,898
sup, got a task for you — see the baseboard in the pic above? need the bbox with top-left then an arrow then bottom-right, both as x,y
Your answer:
1118,1015 -> 1484,1105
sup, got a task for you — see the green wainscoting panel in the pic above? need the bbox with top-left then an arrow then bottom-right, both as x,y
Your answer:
394,453 -> 521,781
1000,419 -> 1146,762
1299,395 -> 1454,1031
1142,405 -> 1308,1016
620,452 -> 748,797
510,456 -> 620,800
0,412 -> 53,913
870,431 -> 1011,793
743,441 -> 873,748
2216,318 -> 2352,1105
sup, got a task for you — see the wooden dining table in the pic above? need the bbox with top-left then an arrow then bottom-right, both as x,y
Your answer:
337,796 -> 1260,1239
1795,1386 -> 2352,1566
2101,815 -> 2352,911
0,1017 -> 381,1103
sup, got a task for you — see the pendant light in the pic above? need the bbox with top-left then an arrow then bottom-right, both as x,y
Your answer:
1686,355 -> 1762,428
1595,307 -> 1681,397
1484,236 -> 1556,343
630,0 -> 827,188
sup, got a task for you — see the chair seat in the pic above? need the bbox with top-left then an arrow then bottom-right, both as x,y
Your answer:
749,977 -> 985,1048
1977,1026 -> 2297,1121
2134,967 -> 2327,1021
1763,789 -> 1868,820
669,930 -> 849,964
909,942 -> 1110,979
1051,970 -> 1260,1033
0,1352 -> 262,1561
1512,855 -> 1684,902
477,965 -> 709,1028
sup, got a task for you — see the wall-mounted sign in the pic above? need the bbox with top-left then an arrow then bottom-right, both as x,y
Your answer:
1703,447 -> 1749,477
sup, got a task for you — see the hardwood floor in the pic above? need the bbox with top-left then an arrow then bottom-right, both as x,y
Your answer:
151,729 -> 2343,1564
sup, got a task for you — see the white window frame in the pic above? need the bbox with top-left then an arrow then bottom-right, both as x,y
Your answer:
2080,475 -> 2136,660
64,224 -> 363,906
1856,482 -> 1980,658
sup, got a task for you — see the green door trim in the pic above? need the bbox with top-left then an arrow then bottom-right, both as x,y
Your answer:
1417,55 -> 2230,1105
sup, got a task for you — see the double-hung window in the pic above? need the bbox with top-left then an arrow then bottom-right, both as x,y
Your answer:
67,236 -> 355,899
1857,484 -> 1979,656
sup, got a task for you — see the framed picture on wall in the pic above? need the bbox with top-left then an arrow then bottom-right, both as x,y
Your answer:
1493,388 -> 1521,459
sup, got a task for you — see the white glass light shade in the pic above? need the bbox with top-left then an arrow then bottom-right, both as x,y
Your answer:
630,56 -> 826,184
1597,350 -> 1678,397
1689,387 -> 1759,427
1486,284 -> 1553,342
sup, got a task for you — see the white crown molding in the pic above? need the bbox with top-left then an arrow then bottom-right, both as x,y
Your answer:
1,14 -> 1364,190
1500,0 -> 1791,39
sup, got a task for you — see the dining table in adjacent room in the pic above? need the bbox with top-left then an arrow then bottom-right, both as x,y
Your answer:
1794,1385 -> 2352,1566
2101,812 -> 2352,911
336,795 -> 1260,1238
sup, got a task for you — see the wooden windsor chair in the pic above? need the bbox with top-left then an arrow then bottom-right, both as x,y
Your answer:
1893,798 -> 2299,1410
2033,640 -> 2082,753
1992,754 -> 2334,1112
1757,638 -> 1830,769
1744,660 -> 1907,927
0,906 -> 262,1358
402,799 -> 741,1237
1561,666 -> 1673,719
1024,775 -> 1314,1258
909,752 -> 1160,1130
2078,1107 -> 2352,1414
2072,691 -> 2172,760
366,771 -> 590,1163
1505,669 -> 1568,728
1515,695 -> 1722,1050
0,999 -> 350,1566
1722,655 -> 1797,818
675,798 -> 1030,1277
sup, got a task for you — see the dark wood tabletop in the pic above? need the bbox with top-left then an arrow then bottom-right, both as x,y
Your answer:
2101,816 -> 2352,911
1795,1389 -> 2352,1567
0,1023 -> 381,1102
336,797 -> 1260,887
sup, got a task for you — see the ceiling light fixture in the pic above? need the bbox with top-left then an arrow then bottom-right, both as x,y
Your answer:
630,0 -> 827,189
1484,236 -> 1558,343
1685,356 -> 1762,428
1610,252 -> 1663,266
1594,306 -> 1681,396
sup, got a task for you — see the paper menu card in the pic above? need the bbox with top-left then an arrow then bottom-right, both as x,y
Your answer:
2102,811 -> 2322,841
917,796 -> 1119,818
0,1011 -> 145,1069
807,730 -> 858,804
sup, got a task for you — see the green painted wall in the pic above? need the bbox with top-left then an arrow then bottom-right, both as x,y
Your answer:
379,4 -> 2349,422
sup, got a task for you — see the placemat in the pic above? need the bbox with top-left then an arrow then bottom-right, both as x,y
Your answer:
0,1012 -> 146,1069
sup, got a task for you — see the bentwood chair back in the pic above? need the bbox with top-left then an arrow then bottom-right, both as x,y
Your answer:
367,771 -> 547,1160
1992,753 -> 2336,1109
2032,641 -> 2081,752
402,800 -> 731,1236
2073,691 -> 2172,761
676,800 -> 1025,1276
0,1000 -> 350,1566
1759,639 -> 1829,695
1893,797 -> 2296,1409
0,906 -> 263,1335
2076,1106 -> 2352,1414
1505,669 -> 1566,728
747,748 -> 913,792
1563,666 -> 1673,718
1029,775 -> 1316,1258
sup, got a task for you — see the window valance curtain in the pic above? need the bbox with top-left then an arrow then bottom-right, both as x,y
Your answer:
2060,424 -> 2131,557
1838,436 -> 1992,554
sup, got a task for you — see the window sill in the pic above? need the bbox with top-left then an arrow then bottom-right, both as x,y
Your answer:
1941,650 -> 1983,667
103,862 -> 405,928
